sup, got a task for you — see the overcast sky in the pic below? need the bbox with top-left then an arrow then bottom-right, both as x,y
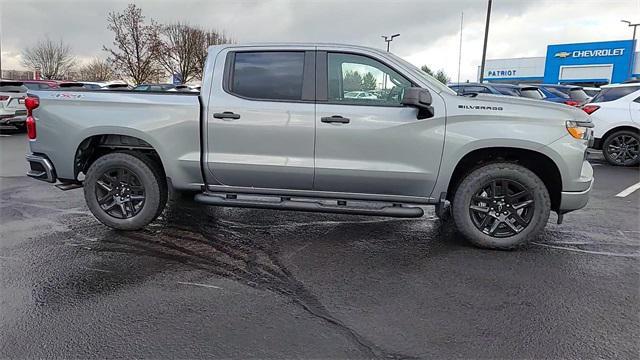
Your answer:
1,0 -> 638,81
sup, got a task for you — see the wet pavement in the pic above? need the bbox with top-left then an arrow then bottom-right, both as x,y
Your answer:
1,129 -> 639,358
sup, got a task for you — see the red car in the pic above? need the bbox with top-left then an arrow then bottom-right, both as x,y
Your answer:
20,80 -> 61,90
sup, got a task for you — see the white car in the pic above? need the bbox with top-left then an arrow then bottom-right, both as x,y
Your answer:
0,81 -> 27,129
344,91 -> 378,100
583,82 -> 640,166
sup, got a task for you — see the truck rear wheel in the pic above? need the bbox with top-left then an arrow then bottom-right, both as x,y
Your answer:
84,152 -> 167,230
451,163 -> 550,250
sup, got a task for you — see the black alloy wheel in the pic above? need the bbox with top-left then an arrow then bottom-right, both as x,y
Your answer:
604,132 -> 639,166
95,167 -> 146,219
469,179 -> 535,238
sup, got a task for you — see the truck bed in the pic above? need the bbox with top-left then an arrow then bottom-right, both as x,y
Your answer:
28,89 -> 203,190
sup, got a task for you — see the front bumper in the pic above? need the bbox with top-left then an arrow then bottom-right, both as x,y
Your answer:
559,160 -> 593,212
26,154 -> 57,183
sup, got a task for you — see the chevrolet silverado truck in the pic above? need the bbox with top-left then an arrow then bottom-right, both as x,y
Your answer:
24,43 -> 594,249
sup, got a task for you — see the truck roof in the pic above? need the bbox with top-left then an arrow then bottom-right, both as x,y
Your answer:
208,42 -> 388,54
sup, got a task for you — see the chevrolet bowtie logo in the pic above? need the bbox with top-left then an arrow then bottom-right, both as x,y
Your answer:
554,51 -> 571,58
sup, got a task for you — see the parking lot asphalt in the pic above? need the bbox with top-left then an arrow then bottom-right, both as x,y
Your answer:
1,128 -> 639,359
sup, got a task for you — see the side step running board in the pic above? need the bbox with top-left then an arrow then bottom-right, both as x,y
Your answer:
194,192 -> 424,218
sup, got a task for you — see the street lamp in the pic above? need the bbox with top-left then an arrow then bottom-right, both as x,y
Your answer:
381,34 -> 400,52
622,20 -> 639,80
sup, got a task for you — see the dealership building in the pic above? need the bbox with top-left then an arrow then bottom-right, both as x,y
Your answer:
479,40 -> 639,86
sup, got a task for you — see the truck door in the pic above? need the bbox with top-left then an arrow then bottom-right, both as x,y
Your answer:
205,49 -> 316,190
314,51 -> 446,197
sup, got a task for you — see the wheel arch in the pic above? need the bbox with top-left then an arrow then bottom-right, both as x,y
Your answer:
74,133 -> 167,181
597,125 -> 640,149
446,147 -> 563,211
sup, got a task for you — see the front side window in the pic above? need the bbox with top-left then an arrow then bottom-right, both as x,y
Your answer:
327,53 -> 411,106
231,51 -> 305,101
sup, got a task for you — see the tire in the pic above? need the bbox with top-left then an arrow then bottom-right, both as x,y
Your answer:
451,163 -> 551,250
84,152 -> 167,230
602,130 -> 640,167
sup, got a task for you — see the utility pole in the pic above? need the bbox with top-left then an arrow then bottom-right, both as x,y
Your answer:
381,33 -> 400,52
621,20 -> 639,80
478,0 -> 492,83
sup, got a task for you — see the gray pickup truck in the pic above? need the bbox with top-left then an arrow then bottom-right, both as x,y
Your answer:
25,43 -> 594,249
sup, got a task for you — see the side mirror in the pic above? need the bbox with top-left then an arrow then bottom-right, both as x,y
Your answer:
402,87 -> 434,119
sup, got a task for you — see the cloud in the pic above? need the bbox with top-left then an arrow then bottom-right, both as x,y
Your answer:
0,0 -> 638,82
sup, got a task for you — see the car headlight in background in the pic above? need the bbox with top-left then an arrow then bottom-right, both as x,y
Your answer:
566,121 -> 593,140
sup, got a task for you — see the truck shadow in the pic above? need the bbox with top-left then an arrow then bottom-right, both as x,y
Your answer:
49,197 -> 464,358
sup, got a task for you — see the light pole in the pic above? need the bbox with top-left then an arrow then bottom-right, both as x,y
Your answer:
381,33 -> 400,52
478,0 -> 492,83
621,20 -> 639,80
381,34 -> 399,90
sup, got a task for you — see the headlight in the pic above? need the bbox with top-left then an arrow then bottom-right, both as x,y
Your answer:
566,121 -> 592,140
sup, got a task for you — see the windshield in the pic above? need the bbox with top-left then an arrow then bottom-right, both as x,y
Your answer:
386,52 -> 456,95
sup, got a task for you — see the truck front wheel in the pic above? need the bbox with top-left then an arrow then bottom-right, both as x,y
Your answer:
451,163 -> 551,250
84,152 -> 167,230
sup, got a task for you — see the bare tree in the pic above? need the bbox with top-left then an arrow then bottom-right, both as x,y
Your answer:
77,58 -> 114,82
21,38 -> 76,79
103,4 -> 160,85
195,29 -> 232,80
154,23 -> 202,84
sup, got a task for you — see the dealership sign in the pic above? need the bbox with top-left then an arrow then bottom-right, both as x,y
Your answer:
544,40 -> 636,84
554,48 -> 626,59
487,69 -> 517,77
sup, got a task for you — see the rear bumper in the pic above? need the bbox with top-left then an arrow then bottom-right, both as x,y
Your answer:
559,160 -> 593,212
25,154 -> 57,183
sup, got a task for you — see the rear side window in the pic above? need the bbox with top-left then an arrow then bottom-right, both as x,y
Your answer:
520,89 -> 544,100
24,83 -> 50,90
544,87 -> 570,98
568,88 -> 589,101
592,86 -> 640,103
493,86 -> 520,96
462,86 -> 491,94
231,52 -> 305,101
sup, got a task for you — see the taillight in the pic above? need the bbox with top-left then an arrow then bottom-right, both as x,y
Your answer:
26,116 -> 36,139
0,95 -> 9,101
25,96 -> 39,116
581,105 -> 600,115
564,100 -> 579,107
24,96 -> 40,140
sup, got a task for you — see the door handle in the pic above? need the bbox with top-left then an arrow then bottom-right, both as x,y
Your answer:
321,115 -> 350,124
213,111 -> 241,120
